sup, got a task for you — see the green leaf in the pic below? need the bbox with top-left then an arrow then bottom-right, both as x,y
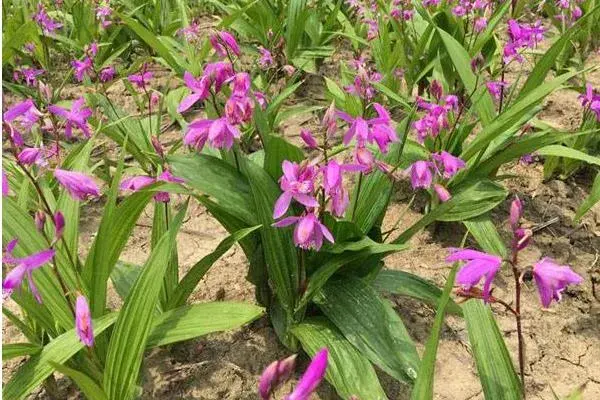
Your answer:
315,277 -> 420,384
147,302 -> 264,347
461,69 -> 585,161
263,135 -> 305,181
286,0 -> 308,59
49,362 -> 107,400
2,343 -> 42,361
519,6 -> 600,98
117,12 -> 185,73
103,204 -> 187,400
240,157 -> 298,319
110,261 -> 143,301
372,269 -> 462,315
2,313 -> 118,400
536,145 -> 600,167
436,28 -> 495,125
168,225 -> 262,308
292,318 -> 387,400
463,300 -> 522,400
411,263 -> 459,399
463,215 -> 508,257
298,244 -> 405,310
168,153 -> 257,225
575,171 -> 600,221
3,198 -> 73,331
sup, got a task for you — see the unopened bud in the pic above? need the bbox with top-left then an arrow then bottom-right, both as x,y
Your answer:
258,354 -> 297,400
35,211 -> 46,232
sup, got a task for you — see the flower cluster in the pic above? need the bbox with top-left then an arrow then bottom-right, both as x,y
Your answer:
449,197 -> 583,307
33,4 -> 62,35
72,42 -> 98,82
451,0 -> 489,33
503,19 -> 545,64
13,66 -> 45,87
579,83 -> 600,121
258,348 -> 328,400
178,20 -> 201,42
120,170 -> 185,203
344,57 -> 382,101
391,0 -> 415,21
180,32 -> 265,152
413,88 -> 459,143
407,151 -> 465,202
555,0 -> 583,25
346,0 -> 380,40
95,0 -> 112,29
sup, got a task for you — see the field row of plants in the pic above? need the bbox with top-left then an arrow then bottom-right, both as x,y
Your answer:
2,0 -> 600,399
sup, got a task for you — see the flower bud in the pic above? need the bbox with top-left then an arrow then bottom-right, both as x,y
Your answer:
300,129 -> 318,149
509,196 -> 522,230
35,211 -> 46,232
514,228 -> 532,251
151,136 -> 165,159
53,211 -> 65,242
258,354 -> 297,400
433,184 -> 452,202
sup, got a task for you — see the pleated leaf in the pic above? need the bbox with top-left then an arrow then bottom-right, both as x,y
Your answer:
463,300 -> 522,400
292,318 -> 387,400
315,277 -> 419,384
2,343 -> 42,361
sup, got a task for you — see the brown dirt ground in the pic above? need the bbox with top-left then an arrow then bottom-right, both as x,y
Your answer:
3,29 -> 600,400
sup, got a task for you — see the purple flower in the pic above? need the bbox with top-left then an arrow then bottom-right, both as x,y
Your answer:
17,147 -> 45,166
274,213 -> 334,251
154,170 -> 185,203
14,67 -> 45,87
99,66 -> 116,82
225,93 -> 254,124
258,46 -> 274,69
183,119 -> 211,151
433,184 -> 451,202
53,211 -> 65,242
54,169 -> 100,201
178,21 -> 201,42
204,61 -> 235,93
285,348 -> 328,400
409,160 -> 434,189
503,19 -> 545,64
368,103 -> 398,153
2,239 -> 55,302
75,295 -> 94,347
486,81 -> 508,101
273,161 -> 319,219
533,258 -> 583,308
423,0 -> 441,7
120,175 -> 156,192
322,101 -> 337,136
447,248 -> 503,302
230,72 -> 251,96
474,17 -> 487,33
3,99 -> 43,140
337,112 -> 369,146
210,31 -> 241,58
509,196 -> 522,231
282,65 -> 296,76
300,129 -> 318,149
431,151 -> 466,179
255,91 -> 268,110
33,4 -> 62,35
48,97 -> 93,138
322,160 -> 354,217
128,69 -> 153,89
258,354 -> 297,400
579,83 -> 600,121
71,57 -> 93,82
207,117 -> 241,149
178,71 -> 211,113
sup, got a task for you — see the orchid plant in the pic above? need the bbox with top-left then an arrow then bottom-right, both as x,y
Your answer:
2,0 -> 600,400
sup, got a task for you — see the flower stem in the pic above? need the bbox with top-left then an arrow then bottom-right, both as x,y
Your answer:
510,246 -> 526,394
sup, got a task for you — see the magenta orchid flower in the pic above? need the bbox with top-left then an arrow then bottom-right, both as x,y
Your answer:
3,239 -> 55,302
273,213 -> 334,251
178,71 -> 211,113
258,46 -> 274,69
17,147 -> 46,167
225,93 -> 254,124
72,57 -> 93,82
210,31 -> 241,58
154,170 -> 185,203
255,91 -> 268,110
258,354 -> 297,400
54,169 -> 100,201
178,21 -> 201,42
486,81 -> 509,101
99,66 -> 116,82
33,4 -> 62,35
447,248 -> 503,302
4,99 -> 43,139
431,151 -> 466,179
204,62 -> 235,93
337,112 -> 369,146
300,129 -> 318,149
532,258 -> 583,308
322,160 -> 356,217
182,117 -> 240,151
128,69 -> 153,89
368,103 -> 398,153
409,160 -> 434,189
48,97 -> 93,139
75,295 -> 94,347
120,175 -> 156,192
273,161 -> 319,219
14,67 -> 45,87
183,119 -> 211,151
285,348 -> 328,400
